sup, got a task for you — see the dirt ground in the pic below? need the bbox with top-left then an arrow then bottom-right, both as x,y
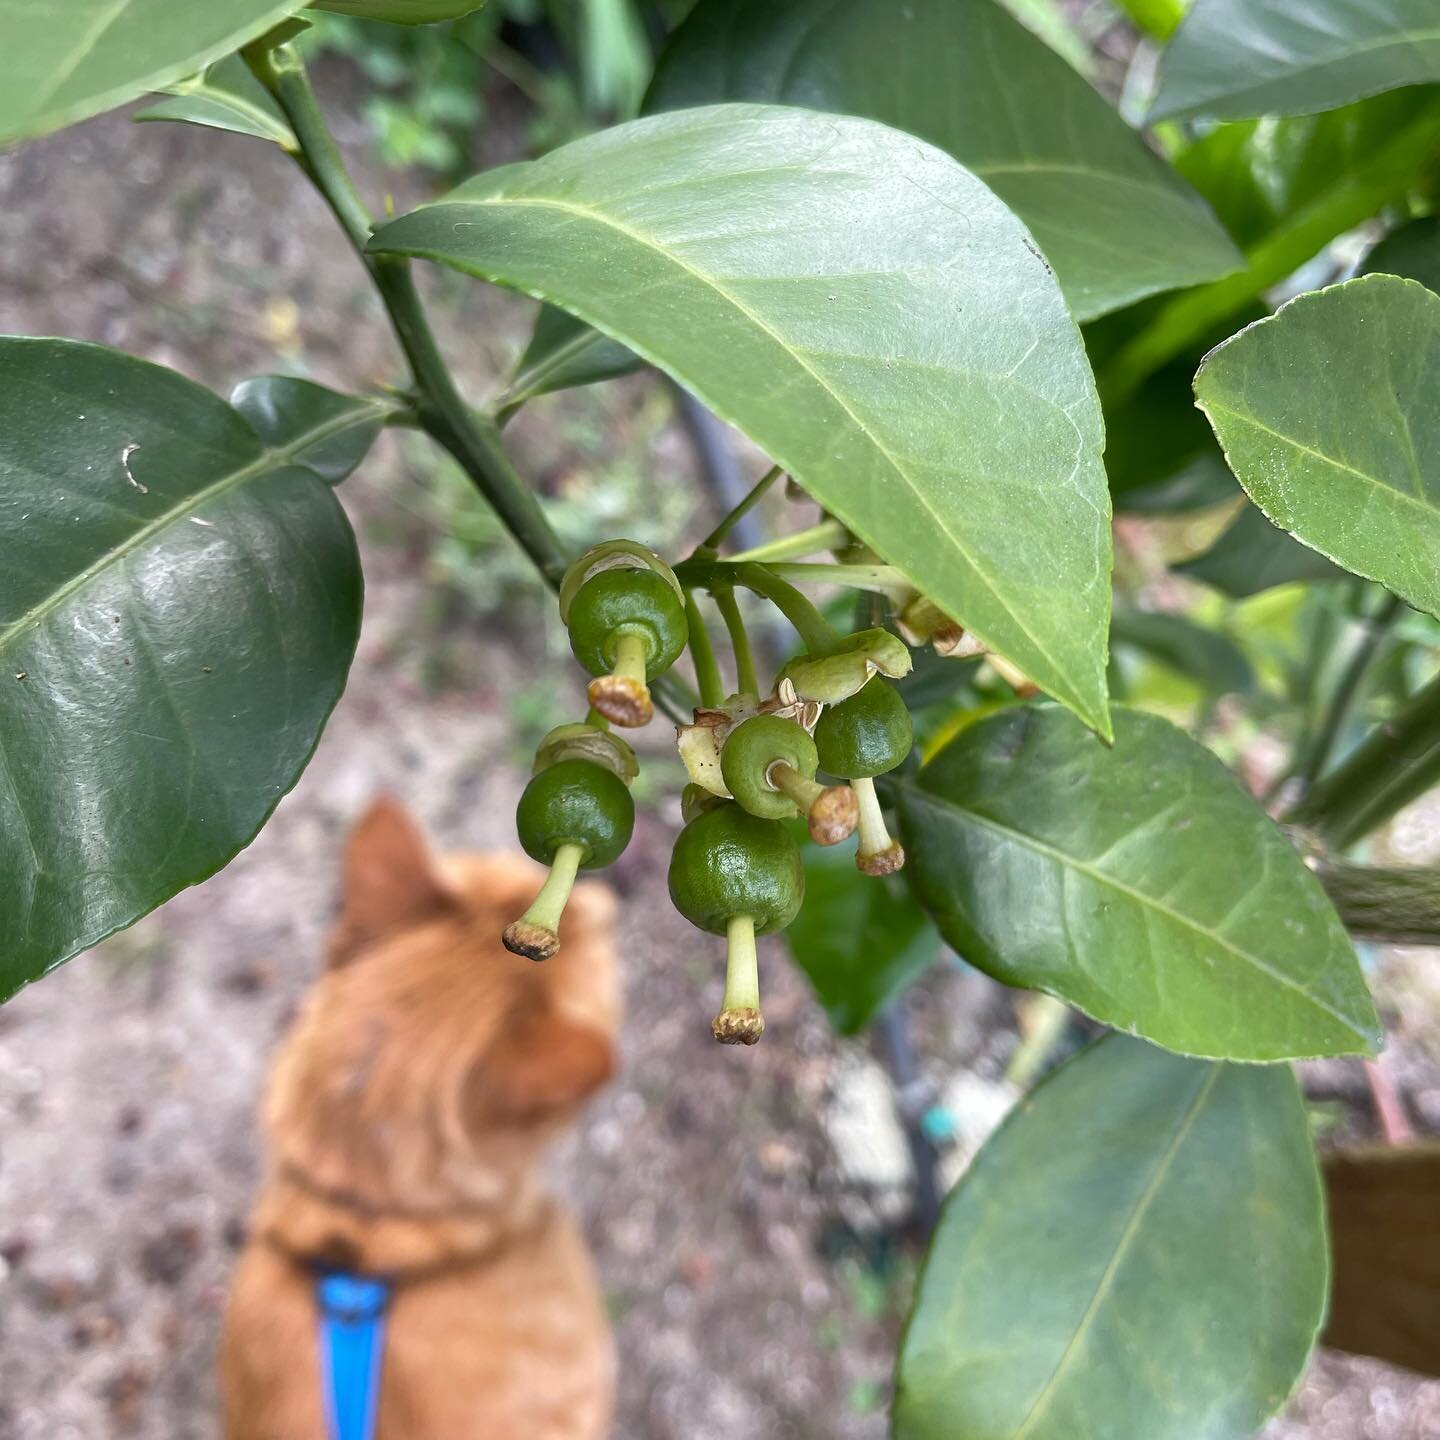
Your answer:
1,66 -> 1438,1440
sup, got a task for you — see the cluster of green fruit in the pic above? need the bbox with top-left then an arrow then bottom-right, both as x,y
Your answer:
504,539 -> 916,1046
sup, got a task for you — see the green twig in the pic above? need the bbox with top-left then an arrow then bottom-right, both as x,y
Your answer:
712,585 -> 759,697
733,563 -> 838,654
1287,672 -> 1440,849
243,42 -> 570,589
1316,861 -> 1440,946
1298,593 -> 1405,787
700,465 -> 782,551
685,592 -> 724,709
728,519 -> 849,564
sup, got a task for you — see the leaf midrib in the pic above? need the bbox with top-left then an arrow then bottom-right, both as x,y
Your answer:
901,784 -> 1369,1043
0,405 -> 376,656
419,187 -> 1085,708
1009,1065 -> 1221,1439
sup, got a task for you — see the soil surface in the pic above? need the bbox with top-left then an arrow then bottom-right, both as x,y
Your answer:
1,68 -> 1438,1440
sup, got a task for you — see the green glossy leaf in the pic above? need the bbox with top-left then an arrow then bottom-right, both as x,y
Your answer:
0,339 -> 362,1002
0,0 -> 312,145
1196,274 -> 1440,621
1153,0 -> 1440,122
785,842 -> 938,1034
896,705 -> 1380,1059
1175,89 -> 1437,250
134,56 -> 295,149
1110,610 -> 1255,696
230,375 -> 389,484
895,1033 -> 1328,1440
1324,1143 -> 1440,1378
308,0 -> 488,21
501,304 -> 644,417
1361,214 -> 1440,291
371,105 -> 1113,735
644,0 -> 1239,324
1179,501 -> 1347,597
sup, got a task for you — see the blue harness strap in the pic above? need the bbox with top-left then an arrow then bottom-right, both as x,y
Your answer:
315,1272 -> 392,1440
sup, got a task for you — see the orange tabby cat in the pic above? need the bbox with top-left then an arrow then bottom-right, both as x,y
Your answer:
220,796 -> 618,1439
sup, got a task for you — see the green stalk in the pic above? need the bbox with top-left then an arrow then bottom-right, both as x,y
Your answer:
767,562 -> 912,603
1316,862 -> 1440,946
733,563 -> 838,654
243,41 -> 568,587
1287,673 -> 1440,849
685,592 -> 725,709
1298,592 -> 1404,786
713,913 -> 764,1045
1101,96 -> 1440,405
728,519 -> 849,564
700,465 -> 782,551
711,585 -> 759,696
503,841 -> 584,960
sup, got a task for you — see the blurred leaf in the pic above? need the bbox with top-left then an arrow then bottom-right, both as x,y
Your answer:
1361,214 -> 1440,290
1152,0 -> 1440,121
1175,91 -> 1438,251
0,0 -> 312,144
308,0 -> 489,21
371,105 -> 1114,736
1179,500 -> 1347,597
785,842 -> 938,1034
1110,609 -> 1255,695
134,56 -> 296,148
645,0 -> 1240,323
1196,274 -> 1440,620
229,375 -> 390,484
1324,1144 -> 1440,1377
502,305 -> 645,415
0,339 -> 361,1001
895,1033 -> 1328,1440
896,705 -> 1381,1060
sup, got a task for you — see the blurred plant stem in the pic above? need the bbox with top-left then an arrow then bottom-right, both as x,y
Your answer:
1289,673 -> 1440,850
1317,862 -> 1440,946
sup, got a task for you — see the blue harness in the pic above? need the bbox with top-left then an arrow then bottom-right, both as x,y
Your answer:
315,1272 -> 392,1440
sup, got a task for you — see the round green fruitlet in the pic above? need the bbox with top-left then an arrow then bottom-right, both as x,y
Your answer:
721,714 -> 818,820
567,568 -> 688,728
515,757 -> 634,870
668,802 -> 804,937
814,679 -> 913,779
568,568 -> 687,679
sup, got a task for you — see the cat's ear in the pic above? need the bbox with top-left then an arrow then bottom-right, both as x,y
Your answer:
328,795 -> 455,967
467,1007 -> 616,1130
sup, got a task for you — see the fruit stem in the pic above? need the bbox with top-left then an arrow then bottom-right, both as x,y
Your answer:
728,519 -> 849,565
685,591 -> 725,708
854,777 -> 905,875
503,841 -> 584,960
701,465 -> 782,551
734,563 -> 838,654
713,913 -> 764,1045
712,584 -> 759,697
589,630 -> 653,727
769,762 -> 858,846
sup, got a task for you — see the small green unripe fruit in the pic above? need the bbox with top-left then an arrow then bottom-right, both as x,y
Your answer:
515,758 -> 634,870
567,568 -> 688,727
506,757 -> 635,961
668,803 -> 804,937
721,715 -> 818,821
567,568 -> 688,682
814,680 -> 913,779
